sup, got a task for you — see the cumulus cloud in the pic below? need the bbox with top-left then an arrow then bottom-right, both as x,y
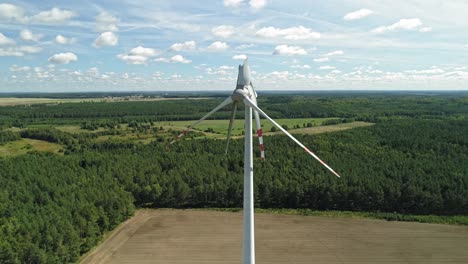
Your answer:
405,68 -> 444,74
236,43 -> 255,50
273,45 -> 307,56
93,31 -> 118,47
319,66 -> 336,70
207,41 -> 229,51
419,27 -> 432,32
0,46 -> 42,57
324,50 -> 344,56
372,18 -> 430,33
0,33 -> 15,45
129,46 -> 159,57
212,25 -> 235,38
117,54 -> 147,65
232,54 -> 247,60
30,7 -> 76,24
169,41 -> 196,51
55,34 -> 76,45
117,46 -> 159,64
267,71 -> 290,79
48,52 -> 77,64
224,0 -> 244,7
291,64 -> 311,69
343,9 -> 374,20
9,65 -> 31,72
155,55 -> 191,64
256,26 -> 320,40
314,57 -> 329,63
95,11 -> 119,32
223,0 -> 267,9
20,29 -> 42,42
0,3 -> 27,23
249,0 -> 268,9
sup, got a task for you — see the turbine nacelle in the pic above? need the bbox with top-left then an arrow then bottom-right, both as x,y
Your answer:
232,58 -> 255,102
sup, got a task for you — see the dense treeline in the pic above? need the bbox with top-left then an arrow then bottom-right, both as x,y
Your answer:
71,119 -> 467,215
0,95 -> 467,127
0,130 -> 20,144
0,154 -> 134,263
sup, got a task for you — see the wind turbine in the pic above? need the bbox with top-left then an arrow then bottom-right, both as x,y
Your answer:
171,59 -> 340,264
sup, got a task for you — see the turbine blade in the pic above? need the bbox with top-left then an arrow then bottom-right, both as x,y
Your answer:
171,96 -> 233,144
253,109 -> 265,161
225,102 -> 238,154
243,97 -> 340,178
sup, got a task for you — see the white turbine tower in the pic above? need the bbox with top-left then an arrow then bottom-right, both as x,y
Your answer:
171,59 -> 340,264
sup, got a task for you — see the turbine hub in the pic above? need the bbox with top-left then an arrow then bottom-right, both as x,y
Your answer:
232,86 -> 252,102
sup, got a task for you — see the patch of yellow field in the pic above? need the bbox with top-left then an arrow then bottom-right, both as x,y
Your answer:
0,138 -> 62,157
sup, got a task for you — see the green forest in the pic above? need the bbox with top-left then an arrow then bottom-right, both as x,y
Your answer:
0,93 -> 467,263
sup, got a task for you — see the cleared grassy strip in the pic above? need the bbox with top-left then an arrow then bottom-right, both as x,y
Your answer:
203,208 -> 468,226
0,138 -> 62,157
157,117 -> 342,136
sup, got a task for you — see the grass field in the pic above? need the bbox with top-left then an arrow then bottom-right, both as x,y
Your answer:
80,209 -> 468,264
157,118 -> 339,136
0,138 -> 62,156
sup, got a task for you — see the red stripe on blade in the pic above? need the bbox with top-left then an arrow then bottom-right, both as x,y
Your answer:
257,129 -> 263,137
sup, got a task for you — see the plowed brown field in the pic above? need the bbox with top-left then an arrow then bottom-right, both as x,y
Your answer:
80,209 -> 468,264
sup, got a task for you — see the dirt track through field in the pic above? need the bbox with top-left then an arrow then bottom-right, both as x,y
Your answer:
80,209 -> 468,264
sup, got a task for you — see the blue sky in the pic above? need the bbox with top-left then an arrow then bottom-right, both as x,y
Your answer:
1,0 -> 468,92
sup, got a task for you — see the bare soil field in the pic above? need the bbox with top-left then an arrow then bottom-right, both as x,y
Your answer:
80,209 -> 468,264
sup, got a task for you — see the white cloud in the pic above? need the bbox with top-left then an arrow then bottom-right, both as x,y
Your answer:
93,32 -> 118,47
95,11 -> 119,32
343,9 -> 374,21
0,3 -> 27,23
267,71 -> 290,79
212,25 -> 235,38
48,52 -> 77,64
330,70 -> 341,74
0,33 -> 15,45
324,50 -> 344,56
224,0 -> 244,7
232,54 -> 247,60
55,35 -> 76,45
129,46 -> 158,57
117,46 -> 159,64
17,46 -> 41,54
0,46 -> 41,56
319,66 -> 336,70
31,7 -> 76,24
419,27 -> 432,32
169,41 -> 196,51
405,68 -> 444,74
314,57 -> 329,62
273,45 -> 307,56
256,26 -> 320,40
9,65 -> 30,72
20,29 -> 42,42
117,54 -> 148,64
249,0 -> 268,9
155,55 -> 191,64
372,18 -> 429,33
291,64 -> 311,69
236,43 -> 255,50
207,41 -> 229,51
